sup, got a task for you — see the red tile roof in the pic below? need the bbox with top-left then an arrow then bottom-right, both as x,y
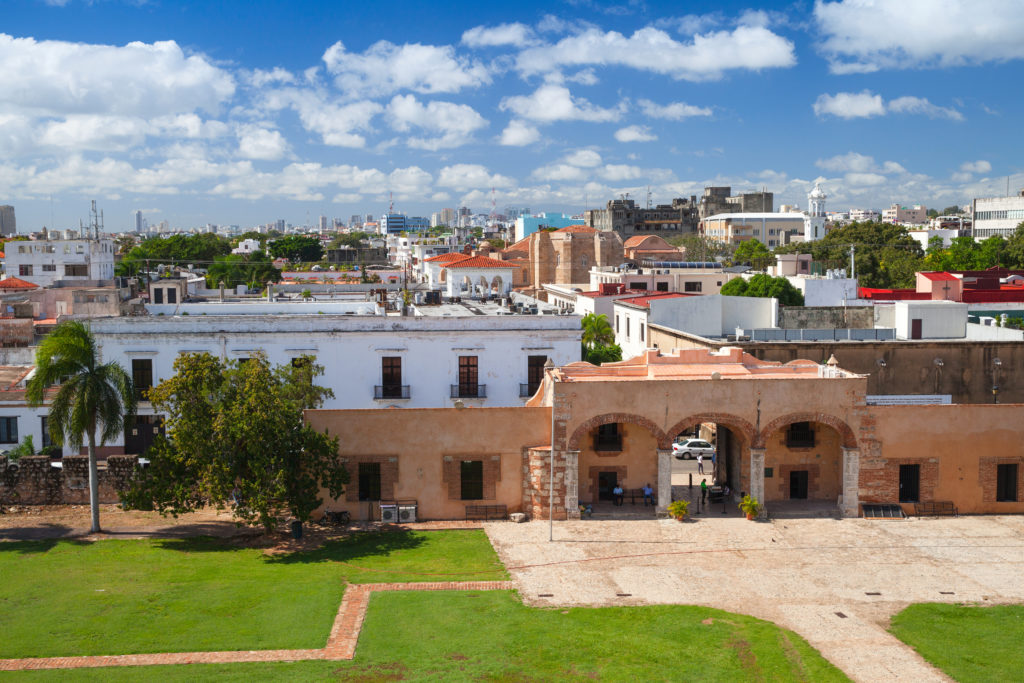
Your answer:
554,225 -> 596,234
444,256 -> 520,269
921,272 -> 958,281
0,276 -> 39,290
623,235 -> 655,247
617,292 -> 691,308
424,252 -> 471,263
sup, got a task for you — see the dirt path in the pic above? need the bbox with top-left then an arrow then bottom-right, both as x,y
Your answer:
486,515 -> 1024,682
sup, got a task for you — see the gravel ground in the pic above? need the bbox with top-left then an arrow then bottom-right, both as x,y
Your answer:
486,515 -> 1024,682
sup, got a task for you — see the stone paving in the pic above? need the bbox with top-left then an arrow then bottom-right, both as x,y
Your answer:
0,580 -> 514,672
486,515 -> 1024,683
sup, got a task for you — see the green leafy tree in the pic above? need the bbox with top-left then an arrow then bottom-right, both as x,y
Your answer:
580,313 -> 621,364
1003,223 -> 1024,269
25,321 -> 136,533
122,352 -> 346,531
206,250 -> 281,288
231,231 -> 268,248
327,231 -> 369,249
267,235 -> 324,262
732,239 -> 773,270
117,233 -> 231,276
667,234 -> 735,262
721,274 -> 804,306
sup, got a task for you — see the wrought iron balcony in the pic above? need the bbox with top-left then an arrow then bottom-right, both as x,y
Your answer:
593,435 -> 623,452
451,384 -> 486,399
519,382 -> 540,398
374,384 -> 410,400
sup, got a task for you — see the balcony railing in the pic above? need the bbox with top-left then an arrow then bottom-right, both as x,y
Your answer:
520,382 -> 540,398
374,385 -> 411,400
593,435 -> 623,452
451,384 -> 486,399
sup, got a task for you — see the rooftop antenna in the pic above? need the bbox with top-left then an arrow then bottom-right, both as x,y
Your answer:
646,185 -> 652,209
388,191 -> 394,215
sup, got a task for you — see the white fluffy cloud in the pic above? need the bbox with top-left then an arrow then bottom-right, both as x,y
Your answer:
462,23 -> 536,47
614,125 -> 657,142
961,160 -> 992,174
813,91 -> 963,121
887,96 -> 964,121
263,88 -> 382,147
385,95 -> 487,150
436,164 -> 515,191
236,125 -> 289,160
500,84 -> 623,123
499,119 -> 541,146
565,149 -> 602,167
322,40 -> 490,97
0,34 -> 235,117
515,24 -> 795,81
816,0 -> 1024,73
637,99 -> 712,120
813,91 -> 885,119
816,152 -> 909,177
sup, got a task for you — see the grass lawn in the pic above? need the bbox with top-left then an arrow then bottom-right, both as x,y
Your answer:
889,602 -> 1024,682
0,529 -> 506,658
6,590 -> 849,682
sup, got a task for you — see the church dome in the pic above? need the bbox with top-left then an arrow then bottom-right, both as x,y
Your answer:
809,181 -> 827,199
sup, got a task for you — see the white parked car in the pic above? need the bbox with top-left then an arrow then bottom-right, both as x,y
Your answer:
672,438 -> 716,461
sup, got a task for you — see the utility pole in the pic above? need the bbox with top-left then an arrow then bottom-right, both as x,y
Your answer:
849,244 -> 855,280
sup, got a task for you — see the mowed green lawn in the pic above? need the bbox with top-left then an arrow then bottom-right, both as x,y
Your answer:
890,603 -> 1024,682
0,529 -> 506,658
6,590 -> 849,682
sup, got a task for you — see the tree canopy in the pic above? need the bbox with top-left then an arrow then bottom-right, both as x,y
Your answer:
732,239 -> 773,270
267,235 -> 324,262
116,233 -> 231,276
122,352 -> 346,531
667,234 -> 735,262
721,273 -> 804,306
327,231 -> 369,249
205,250 -> 281,288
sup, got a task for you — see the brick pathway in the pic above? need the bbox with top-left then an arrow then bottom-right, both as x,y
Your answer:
0,580 -> 514,672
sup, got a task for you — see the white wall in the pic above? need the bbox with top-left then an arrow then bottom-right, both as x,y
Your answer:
3,239 -> 115,287
722,296 -> 777,333
791,277 -> 859,307
895,301 -> 968,339
965,322 -> 1024,341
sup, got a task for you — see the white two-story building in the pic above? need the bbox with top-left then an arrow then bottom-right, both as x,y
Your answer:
3,236 -> 116,288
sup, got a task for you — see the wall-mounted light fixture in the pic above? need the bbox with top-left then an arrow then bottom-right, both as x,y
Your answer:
876,358 -> 886,367
934,358 -> 944,367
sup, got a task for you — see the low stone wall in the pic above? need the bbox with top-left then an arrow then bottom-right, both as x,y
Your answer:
0,454 -> 139,506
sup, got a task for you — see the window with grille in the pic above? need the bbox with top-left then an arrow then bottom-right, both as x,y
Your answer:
381,356 -> 403,398
358,462 -> 382,501
132,359 -> 153,400
0,417 -> 17,444
997,464 -> 1018,502
459,356 -> 478,396
786,422 -> 815,447
527,355 -> 546,395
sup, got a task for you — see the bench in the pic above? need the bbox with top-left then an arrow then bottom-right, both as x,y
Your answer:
914,501 -> 958,517
465,504 -> 507,521
627,488 -> 656,506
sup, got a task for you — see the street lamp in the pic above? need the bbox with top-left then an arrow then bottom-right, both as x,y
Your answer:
544,358 -> 556,542
993,358 -> 1002,404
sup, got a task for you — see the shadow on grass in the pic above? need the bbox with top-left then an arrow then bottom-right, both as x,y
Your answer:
0,537 -> 91,554
0,523 -> 75,543
269,529 -> 426,565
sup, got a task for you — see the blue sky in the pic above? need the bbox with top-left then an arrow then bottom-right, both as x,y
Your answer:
2,0 -> 1023,232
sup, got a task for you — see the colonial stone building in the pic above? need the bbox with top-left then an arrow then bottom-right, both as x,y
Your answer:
584,197 -> 698,238
307,347 -> 1024,521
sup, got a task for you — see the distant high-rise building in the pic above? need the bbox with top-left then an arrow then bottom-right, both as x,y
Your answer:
275,219 -> 286,232
319,215 -> 328,231
365,213 -> 374,224
134,210 -> 143,232
0,205 -> 16,236
350,214 -> 363,228
439,207 -> 456,226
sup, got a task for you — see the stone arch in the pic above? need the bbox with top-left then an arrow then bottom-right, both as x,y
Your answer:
490,275 -> 503,295
754,412 -> 857,449
665,413 -> 757,447
439,268 -> 446,283
568,412 -> 670,451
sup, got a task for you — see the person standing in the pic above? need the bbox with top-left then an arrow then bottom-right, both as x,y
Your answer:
697,453 -> 704,474
701,478 -> 708,505
642,483 -> 654,506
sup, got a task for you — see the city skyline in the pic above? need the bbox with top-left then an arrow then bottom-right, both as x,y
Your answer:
2,0 -> 1024,232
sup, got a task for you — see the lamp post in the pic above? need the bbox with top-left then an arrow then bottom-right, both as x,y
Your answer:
545,358 -> 556,542
993,358 -> 1002,404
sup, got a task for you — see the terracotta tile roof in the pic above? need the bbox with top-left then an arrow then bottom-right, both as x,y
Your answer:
503,237 -> 531,253
554,225 -> 596,234
444,256 -> 520,269
921,272 -> 958,281
0,251 -> 5,258
623,235 -> 654,247
424,252 -> 471,263
0,276 -> 39,290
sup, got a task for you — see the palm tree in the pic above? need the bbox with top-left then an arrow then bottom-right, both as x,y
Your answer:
581,313 -> 614,349
25,321 -> 136,533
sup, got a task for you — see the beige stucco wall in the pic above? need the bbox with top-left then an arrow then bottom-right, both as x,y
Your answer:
762,424 -> 843,502
305,406 -> 551,520
863,404 -> 1024,514
577,422 -> 660,503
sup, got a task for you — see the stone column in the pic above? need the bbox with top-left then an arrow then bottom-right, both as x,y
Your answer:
565,450 -> 580,519
840,447 -> 860,518
657,449 -> 672,513
749,448 -> 766,503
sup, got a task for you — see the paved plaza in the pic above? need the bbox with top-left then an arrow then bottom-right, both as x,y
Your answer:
486,514 -> 1024,682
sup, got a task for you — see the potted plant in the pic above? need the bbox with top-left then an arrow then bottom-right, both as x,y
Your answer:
667,499 -> 690,521
738,495 -> 761,520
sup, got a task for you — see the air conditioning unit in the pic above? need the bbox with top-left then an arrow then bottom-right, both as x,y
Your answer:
380,503 -> 398,523
398,504 -> 418,523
